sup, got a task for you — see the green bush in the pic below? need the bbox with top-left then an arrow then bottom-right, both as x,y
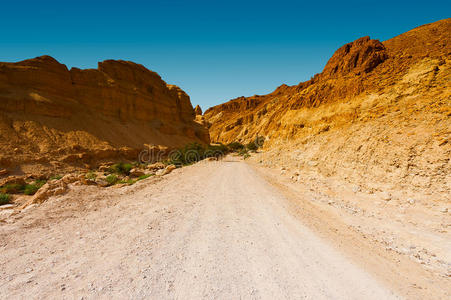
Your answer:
118,178 -> 136,185
238,148 -> 249,156
138,174 -> 153,181
23,180 -> 46,195
0,183 -> 25,194
246,136 -> 265,151
24,185 -> 40,195
227,142 -> 244,152
110,162 -> 133,175
238,148 -> 251,159
165,142 -> 239,166
167,142 -> 206,166
0,193 -> 10,205
246,142 -> 258,151
105,174 -> 118,186
205,143 -> 229,159
0,180 -> 47,196
85,171 -> 97,180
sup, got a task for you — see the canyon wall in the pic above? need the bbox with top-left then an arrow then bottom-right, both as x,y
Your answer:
205,19 -> 451,196
0,56 -> 210,175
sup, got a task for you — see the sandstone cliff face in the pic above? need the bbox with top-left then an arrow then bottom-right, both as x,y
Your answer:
205,18 -> 451,195
0,56 -> 209,174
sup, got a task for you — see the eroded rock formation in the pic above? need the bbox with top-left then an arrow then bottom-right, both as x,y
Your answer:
204,18 -> 451,194
194,105 -> 203,115
0,56 -> 210,175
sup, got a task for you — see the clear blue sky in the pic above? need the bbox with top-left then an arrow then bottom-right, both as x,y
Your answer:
0,0 -> 449,110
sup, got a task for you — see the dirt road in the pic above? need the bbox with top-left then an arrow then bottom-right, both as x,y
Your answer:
1,159 -> 399,299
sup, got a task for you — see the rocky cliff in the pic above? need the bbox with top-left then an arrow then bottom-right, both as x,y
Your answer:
205,19 -> 450,195
0,56 -> 210,175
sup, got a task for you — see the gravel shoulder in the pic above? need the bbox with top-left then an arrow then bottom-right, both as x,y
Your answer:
249,154 -> 450,300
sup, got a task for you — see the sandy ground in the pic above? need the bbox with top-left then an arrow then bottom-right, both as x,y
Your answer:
0,158 -> 447,299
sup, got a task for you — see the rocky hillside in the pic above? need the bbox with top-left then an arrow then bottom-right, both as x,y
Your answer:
205,19 -> 450,195
0,56 -> 209,176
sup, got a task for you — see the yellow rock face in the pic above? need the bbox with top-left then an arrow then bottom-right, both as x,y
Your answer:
204,19 -> 451,193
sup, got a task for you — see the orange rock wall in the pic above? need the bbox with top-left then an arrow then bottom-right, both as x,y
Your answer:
0,56 -> 210,174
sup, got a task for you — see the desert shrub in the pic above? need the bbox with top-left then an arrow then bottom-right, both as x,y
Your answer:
227,142 -> 244,152
183,142 -> 206,161
118,178 -> 135,185
0,180 -> 46,195
110,162 -> 133,175
205,143 -> 229,159
23,180 -> 46,195
138,174 -> 153,181
117,174 -> 152,185
85,171 -> 97,180
167,142 -> 205,166
238,148 -> 249,156
0,193 -> 10,205
105,174 -> 119,186
0,183 -> 25,194
246,135 -> 265,151
24,185 -> 39,195
246,141 -> 258,151
238,148 -> 251,159
255,135 -> 265,148
166,142 -> 235,166
205,144 -> 225,153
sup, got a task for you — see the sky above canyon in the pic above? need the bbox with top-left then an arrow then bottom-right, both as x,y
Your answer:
1,0 -> 449,110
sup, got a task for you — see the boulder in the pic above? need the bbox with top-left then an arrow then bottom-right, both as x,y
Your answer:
26,180 -> 68,206
79,175 -> 97,186
166,164 -> 176,172
26,173 -> 47,180
61,174 -> 78,184
95,178 -> 110,187
0,176 -> 26,187
156,164 -> 176,176
98,165 -> 110,172
129,168 -> 145,177
148,162 -> 166,170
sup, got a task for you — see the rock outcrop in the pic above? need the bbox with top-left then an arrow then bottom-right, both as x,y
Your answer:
194,105 -> 203,115
204,18 -> 451,195
0,57 -> 210,175
322,36 -> 388,77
